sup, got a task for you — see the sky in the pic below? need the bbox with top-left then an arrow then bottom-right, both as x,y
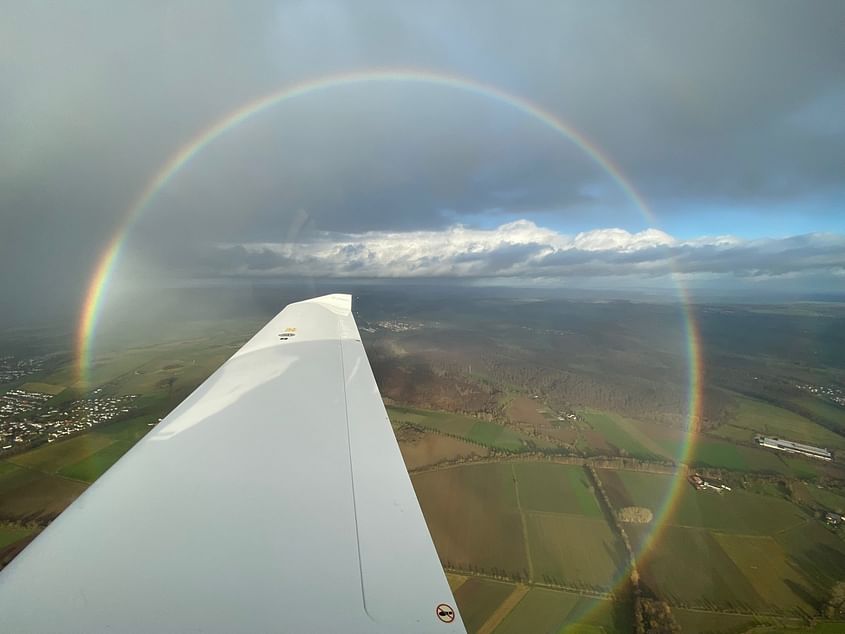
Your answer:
2,0 -> 844,322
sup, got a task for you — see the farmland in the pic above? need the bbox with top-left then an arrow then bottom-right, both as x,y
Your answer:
393,425 -> 489,470
512,463 -> 601,516
714,395 -> 845,450
452,578 -> 517,633
714,534 -> 817,612
671,609 -> 789,634
0,525 -> 33,549
494,587 -> 630,634
8,434 -> 114,472
597,469 -> 807,534
388,405 -> 533,451
412,463 -> 528,577
412,462 -> 627,591
0,464 -> 87,522
631,524 -> 766,610
527,513 -> 626,590
579,408 -> 668,460
2,287 -> 845,631
58,440 -> 135,482
596,467 -> 842,617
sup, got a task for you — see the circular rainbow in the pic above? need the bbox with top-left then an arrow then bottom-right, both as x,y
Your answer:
75,67 -> 702,595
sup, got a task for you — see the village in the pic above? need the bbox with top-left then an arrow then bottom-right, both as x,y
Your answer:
0,387 -> 138,452
0,355 -> 46,383
796,382 -> 845,408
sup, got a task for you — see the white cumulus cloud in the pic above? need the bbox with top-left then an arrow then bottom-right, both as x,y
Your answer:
207,221 -> 845,281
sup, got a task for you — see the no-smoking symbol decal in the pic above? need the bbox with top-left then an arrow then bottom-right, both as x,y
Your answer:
436,603 -> 455,623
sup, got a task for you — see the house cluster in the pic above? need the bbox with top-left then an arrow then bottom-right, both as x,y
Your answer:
374,320 -> 422,332
825,513 -> 845,526
688,473 -> 731,493
0,389 -> 52,419
0,390 -> 138,452
0,355 -> 45,383
796,383 -> 845,408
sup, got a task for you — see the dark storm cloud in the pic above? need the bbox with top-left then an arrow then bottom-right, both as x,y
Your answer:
2,0 -> 844,313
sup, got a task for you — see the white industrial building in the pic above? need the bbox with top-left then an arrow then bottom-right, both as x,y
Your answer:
756,436 -> 832,461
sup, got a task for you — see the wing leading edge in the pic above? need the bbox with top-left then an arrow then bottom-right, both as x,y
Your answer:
0,294 -> 465,633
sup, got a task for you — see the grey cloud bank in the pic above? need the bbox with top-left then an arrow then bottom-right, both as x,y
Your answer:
2,1 -> 844,314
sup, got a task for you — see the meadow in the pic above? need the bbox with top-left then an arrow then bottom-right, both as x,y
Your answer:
0,464 -> 87,522
394,425 -> 489,470
775,522 -> 845,596
388,405 -> 532,451
512,462 -> 602,517
412,463 -> 528,578
527,512 -> 626,590
0,414 -> 157,530
715,395 -> 845,450
598,469 -> 807,535
8,434 -> 114,472
630,524 -> 767,610
671,608 -> 789,634
3,289 -> 845,631
494,588 -> 630,634
597,468 -> 839,616
577,405 -> 831,482
714,533 -> 817,613
58,440 -> 135,482
0,524 -> 34,549
451,577 -> 516,633
413,462 -> 626,591
579,408 -> 668,460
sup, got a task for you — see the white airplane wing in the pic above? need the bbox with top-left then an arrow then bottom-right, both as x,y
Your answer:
0,294 -> 464,633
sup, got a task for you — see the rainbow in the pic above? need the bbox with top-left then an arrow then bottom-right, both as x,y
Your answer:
77,68 -> 658,383
75,67 -> 701,591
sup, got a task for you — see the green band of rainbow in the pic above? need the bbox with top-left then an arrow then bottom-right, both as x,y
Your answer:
76,67 -> 701,596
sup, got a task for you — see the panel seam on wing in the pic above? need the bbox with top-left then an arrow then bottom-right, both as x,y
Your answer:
338,315 -> 374,623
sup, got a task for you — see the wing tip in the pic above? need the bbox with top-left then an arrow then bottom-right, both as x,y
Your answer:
296,293 -> 352,315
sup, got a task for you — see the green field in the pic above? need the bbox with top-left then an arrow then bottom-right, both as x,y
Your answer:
0,524 -> 34,549
452,577 -> 514,632
775,522 -> 845,594
412,463 -> 528,578
0,414 -> 157,521
513,463 -> 601,517
691,437 -> 796,474
389,405 -> 532,451
412,461 -> 625,587
631,524 -> 765,610
3,296 -> 844,628
494,588 -> 630,634
596,468 -> 829,614
527,513 -> 626,590
716,395 -> 845,450
807,485 -> 845,514
671,608 -> 784,634
8,435 -> 114,473
6,416 -> 155,485
0,464 -> 87,521
714,533 -> 816,613
579,409 -> 665,460
791,396 -> 845,433
58,440 -> 135,482
577,406 -> 822,479
598,469 -> 807,535
19,381 -> 65,396
605,467 -> 840,615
